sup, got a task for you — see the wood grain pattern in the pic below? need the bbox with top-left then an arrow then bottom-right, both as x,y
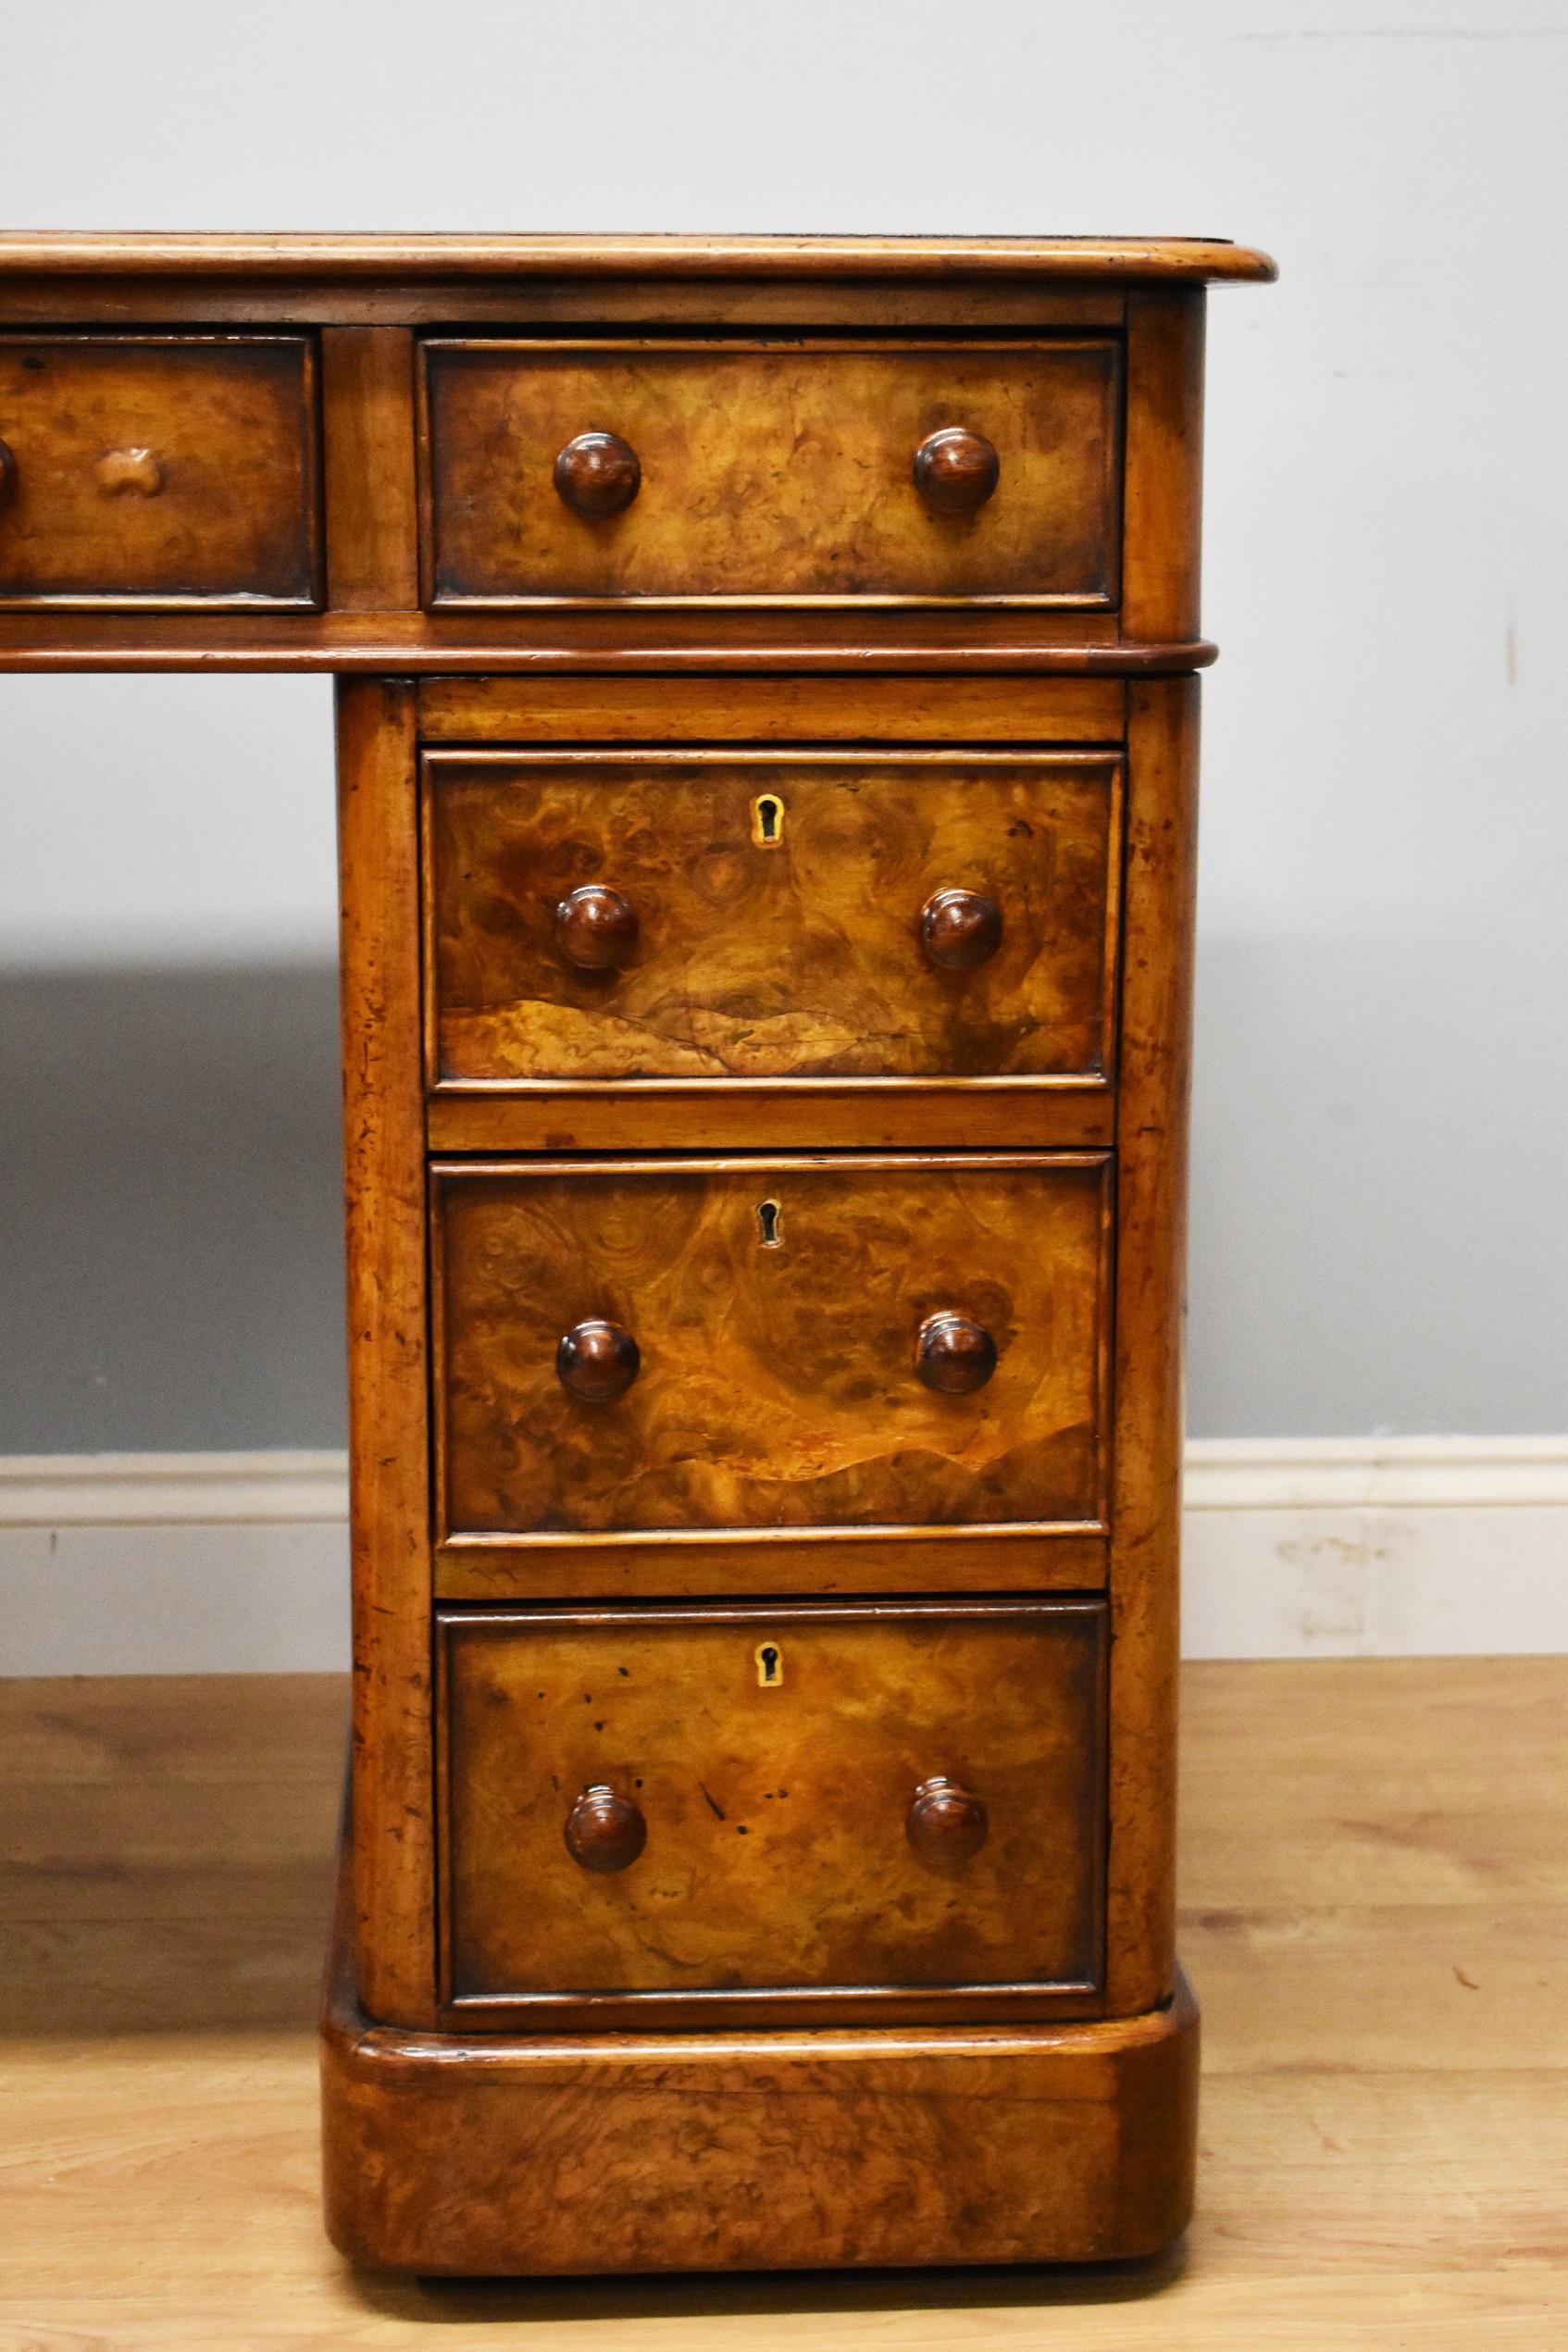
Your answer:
432,1153 -> 1113,1543
433,1526 -> 1109,1604
420,340 -> 1121,605
0,1673 -> 342,2035
1122,291 -> 1206,643
0,276 -> 1133,340
438,1599 -> 1106,2024
424,751 -> 1121,1086
335,678 -> 434,2027
1103,676 -> 1201,2017
0,230 -> 1277,280
424,1084 -> 1118,1157
326,1971 -> 1197,2276
0,605 -> 1216,671
415,671 -> 1128,742
0,333 -> 319,607
319,326 -> 418,610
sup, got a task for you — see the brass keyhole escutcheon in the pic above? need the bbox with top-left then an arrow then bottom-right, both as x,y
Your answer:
751,792 -> 785,848
754,1642 -> 784,1687
756,1198 -> 783,1248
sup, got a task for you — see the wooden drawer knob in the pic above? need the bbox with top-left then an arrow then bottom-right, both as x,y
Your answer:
906,1776 -> 989,1865
565,1785 -> 647,1873
0,438 -> 14,508
916,1311 -> 997,1395
94,446 -> 165,498
913,428 -> 1000,513
556,1318 -> 641,1403
920,887 -> 1002,972
554,430 -> 641,518
554,884 -> 638,972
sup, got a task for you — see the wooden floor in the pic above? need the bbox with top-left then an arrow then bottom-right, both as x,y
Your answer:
1,1658 -> 1564,2347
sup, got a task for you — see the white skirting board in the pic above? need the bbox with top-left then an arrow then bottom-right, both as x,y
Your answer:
0,1438 -> 1564,1675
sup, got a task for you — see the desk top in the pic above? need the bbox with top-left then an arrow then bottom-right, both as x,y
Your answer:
0,235 -> 1270,673
0,231 -> 1276,283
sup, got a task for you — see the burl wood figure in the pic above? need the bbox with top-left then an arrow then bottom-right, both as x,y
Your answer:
0,232 -> 1273,2274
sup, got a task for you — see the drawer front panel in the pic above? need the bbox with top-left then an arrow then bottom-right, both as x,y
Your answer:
434,1153 -> 1112,1540
420,339 -> 1121,605
440,1600 -> 1106,2014
425,751 -> 1121,1087
0,335 -> 319,607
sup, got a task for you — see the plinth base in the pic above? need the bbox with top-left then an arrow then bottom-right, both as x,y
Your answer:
322,1834 -> 1198,2276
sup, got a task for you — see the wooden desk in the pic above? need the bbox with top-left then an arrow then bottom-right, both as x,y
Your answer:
0,233 -> 1275,2274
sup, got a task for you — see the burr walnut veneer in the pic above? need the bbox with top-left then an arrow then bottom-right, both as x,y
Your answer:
0,231 -> 1272,2276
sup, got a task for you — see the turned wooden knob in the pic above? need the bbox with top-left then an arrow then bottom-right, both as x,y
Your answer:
557,1318 -> 641,1403
554,430 -> 641,517
94,446 -> 165,498
906,1776 -> 989,1865
565,1785 -> 646,1873
916,1312 -> 997,1395
554,884 -> 638,972
913,428 -> 1000,513
920,887 -> 1002,973
0,438 -> 14,508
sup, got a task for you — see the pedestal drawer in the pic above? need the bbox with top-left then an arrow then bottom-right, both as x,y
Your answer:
0,334 -> 319,607
432,1151 -> 1113,1592
419,337 -> 1121,605
424,749 -> 1122,1087
438,1598 -> 1107,2024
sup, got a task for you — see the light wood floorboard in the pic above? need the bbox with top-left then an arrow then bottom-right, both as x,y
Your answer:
1,1657 -> 1563,2346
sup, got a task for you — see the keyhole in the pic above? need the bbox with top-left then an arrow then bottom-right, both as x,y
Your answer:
755,1643 -> 783,1687
752,792 -> 784,848
757,1199 -> 783,1248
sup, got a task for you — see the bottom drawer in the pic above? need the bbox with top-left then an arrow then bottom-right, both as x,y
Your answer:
438,1599 -> 1106,2027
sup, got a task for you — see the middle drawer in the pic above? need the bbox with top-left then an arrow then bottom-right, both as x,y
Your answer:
432,1151 -> 1112,1599
422,748 -> 1123,1090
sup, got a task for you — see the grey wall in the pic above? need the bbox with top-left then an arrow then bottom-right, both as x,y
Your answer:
1,678 -> 344,1450
2,0 -> 1565,1450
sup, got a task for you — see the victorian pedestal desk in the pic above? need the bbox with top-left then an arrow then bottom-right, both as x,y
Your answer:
0,232 -> 1274,2274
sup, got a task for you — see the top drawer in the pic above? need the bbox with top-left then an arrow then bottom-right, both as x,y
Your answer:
0,335 -> 319,609
419,338 -> 1122,606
